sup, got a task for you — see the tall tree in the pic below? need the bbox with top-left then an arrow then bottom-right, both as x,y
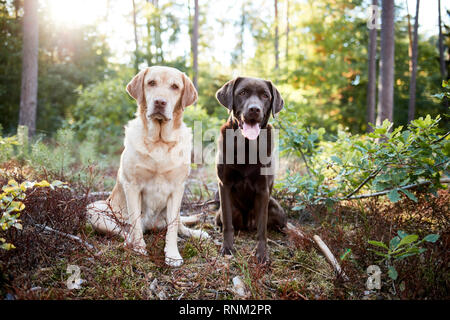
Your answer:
191,0 -> 199,90
438,0 -> 447,81
408,0 -> 420,122
145,0 -> 153,65
153,0 -> 163,63
406,0 -> 413,73
274,0 -> 279,70
132,0 -> 139,73
285,0 -> 290,62
376,0 -> 395,126
231,1 -> 247,71
366,0 -> 378,132
18,0 -> 39,137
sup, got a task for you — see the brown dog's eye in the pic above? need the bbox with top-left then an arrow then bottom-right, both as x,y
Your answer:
148,80 -> 156,86
239,90 -> 246,96
262,93 -> 269,99
171,84 -> 179,90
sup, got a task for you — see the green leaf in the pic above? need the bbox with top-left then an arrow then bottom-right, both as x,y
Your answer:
368,249 -> 389,258
368,240 -> 389,250
387,190 -> 401,203
330,155 -> 342,165
398,234 -> 419,247
340,248 -> 352,261
1,243 -> 16,250
423,234 -> 440,243
388,266 -> 398,280
400,189 -> 418,202
397,230 -> 408,239
389,236 -> 401,250
395,252 -> 419,260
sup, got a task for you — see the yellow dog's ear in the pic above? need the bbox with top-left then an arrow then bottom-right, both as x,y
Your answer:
181,73 -> 198,108
126,68 -> 149,105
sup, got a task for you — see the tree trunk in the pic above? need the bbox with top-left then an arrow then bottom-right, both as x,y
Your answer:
366,0 -> 378,132
132,0 -> 139,73
285,0 -> 290,62
274,0 -> 279,70
376,0 -> 395,126
406,0 -> 413,74
438,0 -> 447,80
153,0 -> 163,63
408,0 -> 420,122
239,2 -> 245,71
146,0 -> 153,66
191,0 -> 199,91
19,0 -> 39,137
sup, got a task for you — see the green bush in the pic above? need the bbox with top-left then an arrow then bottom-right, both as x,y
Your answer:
66,77 -> 135,154
277,115 -> 450,209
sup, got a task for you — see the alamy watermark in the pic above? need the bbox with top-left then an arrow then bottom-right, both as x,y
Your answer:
66,264 -> 83,290
366,5 -> 381,30
366,265 -> 382,290
189,121 -> 280,175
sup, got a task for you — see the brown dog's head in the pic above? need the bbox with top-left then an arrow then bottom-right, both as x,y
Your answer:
126,66 -> 197,123
216,77 -> 284,140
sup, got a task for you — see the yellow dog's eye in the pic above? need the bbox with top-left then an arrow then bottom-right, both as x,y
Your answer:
171,84 -> 179,90
148,80 -> 156,86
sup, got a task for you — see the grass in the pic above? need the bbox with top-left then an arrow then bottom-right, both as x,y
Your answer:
0,159 -> 449,300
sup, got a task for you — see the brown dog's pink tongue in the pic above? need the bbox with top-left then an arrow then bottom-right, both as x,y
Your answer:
241,122 -> 261,140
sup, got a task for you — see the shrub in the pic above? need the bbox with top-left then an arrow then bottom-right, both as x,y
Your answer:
277,115 -> 450,210
0,179 -> 65,250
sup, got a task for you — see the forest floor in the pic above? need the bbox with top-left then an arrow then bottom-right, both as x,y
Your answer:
0,162 -> 449,300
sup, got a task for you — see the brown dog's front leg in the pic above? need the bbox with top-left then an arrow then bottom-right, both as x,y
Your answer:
255,188 -> 269,263
219,182 -> 235,255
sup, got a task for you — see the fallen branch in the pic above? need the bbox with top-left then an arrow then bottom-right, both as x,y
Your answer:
286,223 -> 349,281
190,199 -> 218,208
346,177 -> 450,200
33,223 -> 95,251
286,222 -> 310,242
312,235 -> 349,281
81,191 -> 111,199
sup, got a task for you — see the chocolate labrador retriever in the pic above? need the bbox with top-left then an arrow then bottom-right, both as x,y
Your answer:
215,77 -> 287,263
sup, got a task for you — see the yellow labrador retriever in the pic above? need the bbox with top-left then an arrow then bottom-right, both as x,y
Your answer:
87,66 -> 209,267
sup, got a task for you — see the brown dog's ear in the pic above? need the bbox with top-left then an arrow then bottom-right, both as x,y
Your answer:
265,80 -> 284,118
126,68 -> 148,104
181,73 -> 198,108
216,77 -> 242,110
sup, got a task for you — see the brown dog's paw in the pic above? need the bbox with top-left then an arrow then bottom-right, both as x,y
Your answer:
256,243 -> 270,265
220,246 -> 235,256
256,251 -> 270,265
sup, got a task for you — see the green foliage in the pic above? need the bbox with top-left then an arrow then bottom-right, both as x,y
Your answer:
277,115 -> 450,209
184,103 -> 221,136
0,179 -> 66,250
368,230 -> 440,281
0,1 -> 111,135
0,134 -> 19,164
66,76 -> 135,153
433,80 -> 450,100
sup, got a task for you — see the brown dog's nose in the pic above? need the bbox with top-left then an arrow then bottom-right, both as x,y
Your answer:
249,105 -> 261,114
154,99 -> 167,108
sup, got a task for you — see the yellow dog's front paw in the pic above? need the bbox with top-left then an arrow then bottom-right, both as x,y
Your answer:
125,239 -> 148,256
165,252 -> 183,267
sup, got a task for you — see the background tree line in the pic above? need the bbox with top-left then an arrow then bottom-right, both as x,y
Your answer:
0,0 -> 449,142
